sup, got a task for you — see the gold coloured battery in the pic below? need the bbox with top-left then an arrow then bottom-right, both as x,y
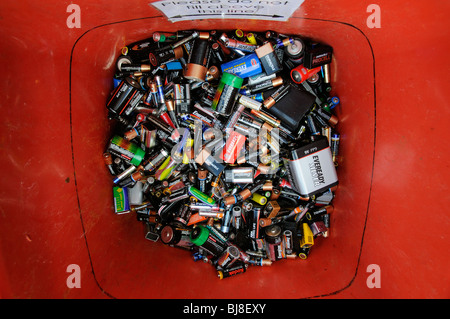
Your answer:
250,109 -> 280,128
322,126 -> 331,144
323,64 -> 331,83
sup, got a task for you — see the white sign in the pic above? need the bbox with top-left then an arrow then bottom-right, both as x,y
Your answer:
150,0 -> 305,22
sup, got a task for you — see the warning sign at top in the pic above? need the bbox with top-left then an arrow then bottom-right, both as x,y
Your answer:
151,0 -> 305,22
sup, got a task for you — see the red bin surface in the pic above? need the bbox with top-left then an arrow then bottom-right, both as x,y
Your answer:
0,0 -> 448,299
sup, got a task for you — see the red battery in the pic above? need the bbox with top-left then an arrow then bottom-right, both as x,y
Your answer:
290,64 -> 322,84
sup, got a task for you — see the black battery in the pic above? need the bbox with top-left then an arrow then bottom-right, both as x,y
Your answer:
304,43 -> 333,69
106,77 -> 144,119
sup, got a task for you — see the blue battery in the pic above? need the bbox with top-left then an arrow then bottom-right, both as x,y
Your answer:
220,53 -> 262,78
165,61 -> 183,70
113,77 -> 122,89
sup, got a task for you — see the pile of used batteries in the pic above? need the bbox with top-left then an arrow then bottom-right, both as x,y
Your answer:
104,29 -> 341,280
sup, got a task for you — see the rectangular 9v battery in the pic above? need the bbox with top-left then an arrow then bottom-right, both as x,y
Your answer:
286,136 -> 338,197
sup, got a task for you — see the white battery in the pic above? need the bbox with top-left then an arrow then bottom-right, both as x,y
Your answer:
286,136 -> 338,197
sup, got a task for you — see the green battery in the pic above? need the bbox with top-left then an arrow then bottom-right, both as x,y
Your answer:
188,186 -> 216,206
109,135 -> 145,166
211,72 -> 244,115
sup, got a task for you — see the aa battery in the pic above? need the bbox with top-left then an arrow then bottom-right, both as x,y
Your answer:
174,83 -> 192,114
141,147 -> 170,173
331,133 -> 340,163
221,34 -> 256,53
217,262 -> 247,280
283,230 -> 294,255
221,205 -> 233,234
232,206 -> 242,230
263,84 -> 290,109
242,76 -> 284,95
248,205 -> 263,239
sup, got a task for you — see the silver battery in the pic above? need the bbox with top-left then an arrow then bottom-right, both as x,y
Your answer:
224,167 -> 254,184
287,136 -> 338,197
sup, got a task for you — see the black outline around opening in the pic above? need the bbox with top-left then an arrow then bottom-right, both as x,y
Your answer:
69,15 -> 376,300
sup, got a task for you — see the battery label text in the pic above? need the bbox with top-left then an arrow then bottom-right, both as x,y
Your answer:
310,155 -> 325,186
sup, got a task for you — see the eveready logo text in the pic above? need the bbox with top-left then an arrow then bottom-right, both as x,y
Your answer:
309,155 -> 325,186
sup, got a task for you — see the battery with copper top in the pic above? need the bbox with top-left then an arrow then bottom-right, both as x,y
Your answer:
149,46 -> 184,67
103,152 -> 116,175
184,36 -> 211,82
120,64 -> 152,73
241,76 -> 283,95
265,225 -> 284,261
250,109 -> 281,128
263,84 -> 291,109
255,42 -> 282,75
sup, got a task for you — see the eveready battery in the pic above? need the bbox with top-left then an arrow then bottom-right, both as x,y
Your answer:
286,136 -> 338,197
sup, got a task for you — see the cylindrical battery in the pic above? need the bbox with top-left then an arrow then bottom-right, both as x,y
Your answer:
232,206 -> 242,230
290,65 -> 322,84
160,224 -> 193,250
190,225 -> 228,257
175,204 -> 192,225
106,77 -> 143,118
217,262 -> 247,280
211,72 -> 243,115
248,205 -> 263,239
184,38 -> 210,82
284,37 -> 305,64
265,225 -> 284,261
216,245 -> 240,269
108,135 -> 146,166
141,147 -> 170,173
220,205 -> 232,234
298,247 -> 311,260
149,46 -> 184,67
174,83 -> 192,114
160,224 -> 182,245
331,133 -> 340,163
283,229 -> 293,255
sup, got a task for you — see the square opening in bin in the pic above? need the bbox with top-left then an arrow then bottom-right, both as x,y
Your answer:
69,17 -> 375,299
